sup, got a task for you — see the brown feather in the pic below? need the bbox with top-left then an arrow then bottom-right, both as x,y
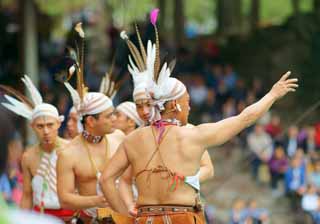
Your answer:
127,40 -> 145,71
0,84 -> 34,108
154,25 -> 161,82
135,24 -> 147,65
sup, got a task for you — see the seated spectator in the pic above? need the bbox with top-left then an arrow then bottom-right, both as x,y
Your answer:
246,199 -> 269,224
189,74 -> 208,107
230,198 -> 248,224
7,132 -> 23,205
315,123 -> 320,150
252,78 -> 265,99
0,173 -> 11,203
268,146 -> 289,197
222,98 -> 236,119
247,124 -> 273,183
308,160 -> 320,191
285,155 -> 307,210
300,126 -> 316,154
223,63 -> 237,91
283,125 -> 299,158
301,184 -> 320,223
265,114 -> 282,141
232,79 -> 247,102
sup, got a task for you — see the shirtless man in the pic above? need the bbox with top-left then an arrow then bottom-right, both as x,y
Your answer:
117,23 -> 214,216
101,12 -> 298,223
114,101 -> 143,135
57,86 -> 125,223
1,75 -> 73,222
65,107 -> 80,139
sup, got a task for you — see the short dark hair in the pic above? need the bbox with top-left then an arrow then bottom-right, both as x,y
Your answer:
81,113 -> 101,128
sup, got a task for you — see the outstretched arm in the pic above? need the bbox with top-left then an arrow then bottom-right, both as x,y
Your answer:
196,71 -> 298,148
100,143 -> 130,215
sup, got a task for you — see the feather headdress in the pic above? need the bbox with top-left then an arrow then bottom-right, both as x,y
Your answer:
99,57 -> 127,100
57,22 -> 88,113
1,75 -> 63,121
121,9 -> 186,120
62,22 -> 114,119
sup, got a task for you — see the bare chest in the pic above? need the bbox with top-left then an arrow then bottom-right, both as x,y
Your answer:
74,151 -> 108,182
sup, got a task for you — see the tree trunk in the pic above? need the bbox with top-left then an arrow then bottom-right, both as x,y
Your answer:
217,0 -> 242,35
250,0 -> 260,31
174,0 -> 185,48
22,0 -> 39,144
314,0 -> 320,14
158,0 -> 166,30
291,0 -> 300,15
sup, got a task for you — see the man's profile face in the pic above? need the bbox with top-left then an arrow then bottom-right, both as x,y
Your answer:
135,99 -> 152,122
114,110 -> 131,133
92,107 -> 116,135
67,111 -> 79,138
31,116 -> 61,145
176,92 -> 190,125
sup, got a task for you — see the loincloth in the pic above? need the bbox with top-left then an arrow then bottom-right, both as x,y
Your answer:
33,205 -> 75,222
135,205 -> 205,224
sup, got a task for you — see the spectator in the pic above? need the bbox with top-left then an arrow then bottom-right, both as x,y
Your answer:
300,126 -> 316,154
268,146 -> 289,197
0,173 -> 11,203
232,79 -> 247,102
285,156 -> 307,210
283,125 -> 300,158
308,160 -> 320,191
265,114 -> 282,140
223,63 -> 237,91
7,132 -> 23,205
230,198 -> 248,224
189,74 -> 208,107
301,184 -> 320,223
247,124 -> 273,183
246,199 -> 269,224
222,98 -> 236,119
315,123 -> 320,150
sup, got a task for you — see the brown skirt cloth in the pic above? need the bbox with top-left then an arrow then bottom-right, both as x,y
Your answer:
134,205 -> 205,224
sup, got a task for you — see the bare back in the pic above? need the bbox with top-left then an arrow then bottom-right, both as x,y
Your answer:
125,125 -> 205,205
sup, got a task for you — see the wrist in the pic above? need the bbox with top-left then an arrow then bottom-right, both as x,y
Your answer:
267,91 -> 279,101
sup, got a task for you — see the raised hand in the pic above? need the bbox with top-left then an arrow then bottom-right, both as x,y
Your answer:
269,71 -> 298,100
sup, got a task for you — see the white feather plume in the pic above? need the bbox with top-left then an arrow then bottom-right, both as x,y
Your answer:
21,75 -> 43,106
2,95 -> 33,119
120,31 -> 129,40
64,82 -> 81,110
99,73 -> 117,99
99,77 -> 106,93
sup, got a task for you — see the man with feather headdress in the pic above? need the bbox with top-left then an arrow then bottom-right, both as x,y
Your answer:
111,9 -> 213,218
56,23 -> 127,224
100,9 -> 299,224
1,75 -> 74,222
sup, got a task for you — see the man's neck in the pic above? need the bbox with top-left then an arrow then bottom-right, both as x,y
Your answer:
161,113 -> 174,121
82,129 -> 104,144
39,140 -> 57,153
124,127 -> 135,135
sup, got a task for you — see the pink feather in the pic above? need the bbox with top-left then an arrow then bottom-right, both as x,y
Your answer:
150,8 -> 160,26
